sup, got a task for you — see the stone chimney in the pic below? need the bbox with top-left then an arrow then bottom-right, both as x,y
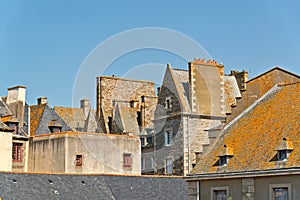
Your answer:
80,99 -> 90,119
6,86 -> 26,127
37,97 -> 48,105
230,70 -> 248,91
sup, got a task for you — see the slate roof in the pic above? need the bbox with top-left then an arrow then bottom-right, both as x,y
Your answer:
0,97 -> 11,116
192,82 -> 300,174
171,68 -> 191,112
30,104 -> 72,136
84,110 -> 102,133
0,172 -> 187,200
54,107 -> 86,131
0,120 -> 13,132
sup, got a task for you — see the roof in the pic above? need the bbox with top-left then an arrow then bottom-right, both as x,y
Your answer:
0,97 -> 12,116
54,107 -> 86,130
84,110 -> 102,132
0,120 -> 13,132
247,67 -> 300,83
172,68 -> 191,112
192,82 -> 300,175
30,104 -> 72,136
0,172 -> 187,200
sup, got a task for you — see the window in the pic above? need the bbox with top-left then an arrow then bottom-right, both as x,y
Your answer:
219,156 -> 228,166
210,187 -> 229,200
214,190 -> 227,200
12,143 -> 22,162
147,136 -> 153,145
166,159 -> 173,175
76,155 -> 83,166
7,122 -> 18,135
130,100 -> 135,108
123,153 -> 132,168
278,150 -> 287,161
165,97 -> 172,109
140,138 -> 145,146
49,127 -> 62,133
150,157 -> 154,169
165,131 -> 172,146
141,158 -> 145,170
269,184 -> 291,200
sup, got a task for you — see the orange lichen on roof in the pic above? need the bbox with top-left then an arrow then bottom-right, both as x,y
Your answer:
48,119 -> 62,127
30,104 -> 46,136
275,138 -> 294,151
192,58 -> 223,67
193,82 -> 300,174
1,115 -> 18,123
53,107 -> 85,129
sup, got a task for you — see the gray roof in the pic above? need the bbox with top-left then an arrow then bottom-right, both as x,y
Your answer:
0,172 -> 187,200
0,97 -> 11,116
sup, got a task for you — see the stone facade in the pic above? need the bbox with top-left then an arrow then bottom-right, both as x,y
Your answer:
96,76 -> 157,135
28,132 -> 141,175
153,60 -> 228,176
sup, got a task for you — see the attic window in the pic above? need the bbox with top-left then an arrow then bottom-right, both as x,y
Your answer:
48,119 -> 62,133
165,97 -> 172,109
7,122 -> 18,135
218,145 -> 233,167
275,138 -> 293,162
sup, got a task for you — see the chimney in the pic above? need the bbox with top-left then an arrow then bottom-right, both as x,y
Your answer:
37,97 -> 48,105
6,86 -> 26,127
230,70 -> 248,91
80,99 -> 90,118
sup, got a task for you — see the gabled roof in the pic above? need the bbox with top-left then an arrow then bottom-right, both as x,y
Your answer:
247,66 -> 300,83
84,110 -> 102,133
0,120 -> 13,132
0,172 -> 187,200
53,107 -> 85,130
30,104 -> 72,136
192,82 -> 300,174
0,97 -> 12,116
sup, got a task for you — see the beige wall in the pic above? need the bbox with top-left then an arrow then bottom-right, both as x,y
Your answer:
188,174 -> 300,200
0,132 -> 12,171
29,132 -> 141,175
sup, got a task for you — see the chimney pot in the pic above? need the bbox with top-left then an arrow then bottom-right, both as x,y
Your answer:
37,97 -> 47,105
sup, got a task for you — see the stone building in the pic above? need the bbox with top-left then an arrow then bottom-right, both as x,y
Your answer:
0,86 -> 29,172
186,82 -> 300,200
28,131 -> 141,175
152,59 -> 242,176
96,76 -> 157,135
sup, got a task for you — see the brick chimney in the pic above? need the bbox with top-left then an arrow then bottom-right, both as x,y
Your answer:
6,86 -> 26,127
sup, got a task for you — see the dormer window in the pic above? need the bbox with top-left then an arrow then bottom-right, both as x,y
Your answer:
130,100 -> 135,108
2,115 -> 19,135
275,138 -> 293,161
165,97 -> 172,109
7,122 -> 18,135
218,145 -> 233,166
48,119 -> 62,133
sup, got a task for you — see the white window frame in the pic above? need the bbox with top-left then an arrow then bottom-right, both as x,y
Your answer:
165,96 -> 172,109
165,158 -> 173,175
150,156 -> 154,169
165,130 -> 172,146
210,186 -> 229,200
269,183 -> 292,200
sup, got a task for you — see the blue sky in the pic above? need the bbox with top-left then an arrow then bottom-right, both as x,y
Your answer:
0,1 -> 300,107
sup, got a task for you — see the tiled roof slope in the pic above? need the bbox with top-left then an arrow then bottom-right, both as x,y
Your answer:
0,120 -> 13,131
0,97 -> 11,116
30,104 -> 72,136
54,107 -> 85,130
172,69 -> 191,112
0,172 -> 187,200
192,82 -> 300,174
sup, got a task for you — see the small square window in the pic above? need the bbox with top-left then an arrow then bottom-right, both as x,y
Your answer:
269,184 -> 291,200
76,155 -> 83,166
210,187 -> 229,200
123,153 -> 132,169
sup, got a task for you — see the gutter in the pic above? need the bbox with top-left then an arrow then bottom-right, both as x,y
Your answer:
185,167 -> 300,181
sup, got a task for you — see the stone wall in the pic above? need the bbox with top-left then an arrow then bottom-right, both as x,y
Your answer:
0,132 -> 12,171
96,76 -> 157,133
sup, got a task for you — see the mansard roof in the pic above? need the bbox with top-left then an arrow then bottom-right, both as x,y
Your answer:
192,82 -> 300,175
